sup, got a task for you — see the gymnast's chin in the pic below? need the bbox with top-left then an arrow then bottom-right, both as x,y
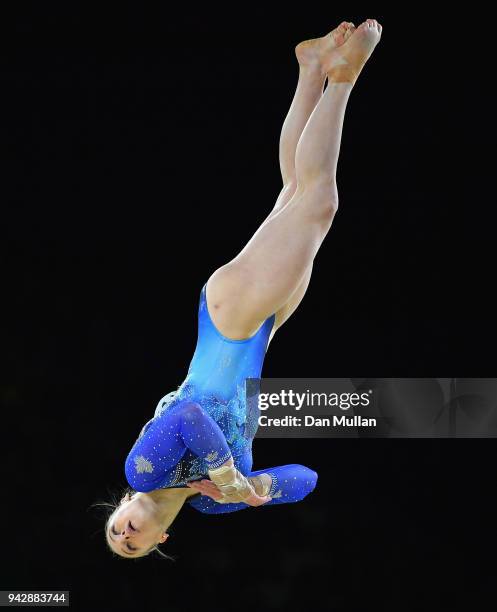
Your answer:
101,488 -> 191,560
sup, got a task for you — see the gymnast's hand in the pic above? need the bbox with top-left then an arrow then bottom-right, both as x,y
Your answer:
186,478 -> 272,507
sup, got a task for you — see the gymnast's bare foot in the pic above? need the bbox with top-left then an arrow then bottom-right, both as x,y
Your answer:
322,18 -> 382,84
295,21 -> 356,75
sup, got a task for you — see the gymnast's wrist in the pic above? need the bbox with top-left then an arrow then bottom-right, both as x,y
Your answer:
221,457 -> 235,469
208,461 -> 254,499
249,473 -> 272,497
207,458 -> 237,486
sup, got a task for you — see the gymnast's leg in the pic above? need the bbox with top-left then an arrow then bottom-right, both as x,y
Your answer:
264,21 -> 355,224
263,21 -> 355,336
207,19 -> 383,339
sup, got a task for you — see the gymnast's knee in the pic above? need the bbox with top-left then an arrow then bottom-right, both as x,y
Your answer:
282,179 -> 298,200
298,178 -> 339,223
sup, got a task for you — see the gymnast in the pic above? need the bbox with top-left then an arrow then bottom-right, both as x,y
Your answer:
104,18 -> 382,558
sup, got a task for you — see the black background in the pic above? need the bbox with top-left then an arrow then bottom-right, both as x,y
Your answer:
2,3 -> 495,611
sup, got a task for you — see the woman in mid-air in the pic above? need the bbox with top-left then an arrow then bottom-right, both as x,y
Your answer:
104,18 -> 382,558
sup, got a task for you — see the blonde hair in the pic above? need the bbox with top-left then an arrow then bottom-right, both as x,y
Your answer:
93,487 -> 174,561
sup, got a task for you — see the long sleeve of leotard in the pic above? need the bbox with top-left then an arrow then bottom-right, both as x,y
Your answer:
187,464 -> 318,514
125,401 -> 233,492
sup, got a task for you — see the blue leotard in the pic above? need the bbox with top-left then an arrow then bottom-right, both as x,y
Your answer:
124,283 -> 317,513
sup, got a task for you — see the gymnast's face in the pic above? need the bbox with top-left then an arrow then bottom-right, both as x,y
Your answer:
106,492 -> 168,558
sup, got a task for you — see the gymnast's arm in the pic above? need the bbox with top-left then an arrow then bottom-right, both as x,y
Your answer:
125,402 -> 271,506
125,400 -> 234,491
186,464 -> 318,514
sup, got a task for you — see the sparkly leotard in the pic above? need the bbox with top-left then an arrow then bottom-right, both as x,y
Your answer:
124,283 -> 317,513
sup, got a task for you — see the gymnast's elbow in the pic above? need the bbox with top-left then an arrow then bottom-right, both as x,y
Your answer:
124,455 -> 157,493
281,464 -> 318,502
293,465 -> 318,500
303,466 -> 318,497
